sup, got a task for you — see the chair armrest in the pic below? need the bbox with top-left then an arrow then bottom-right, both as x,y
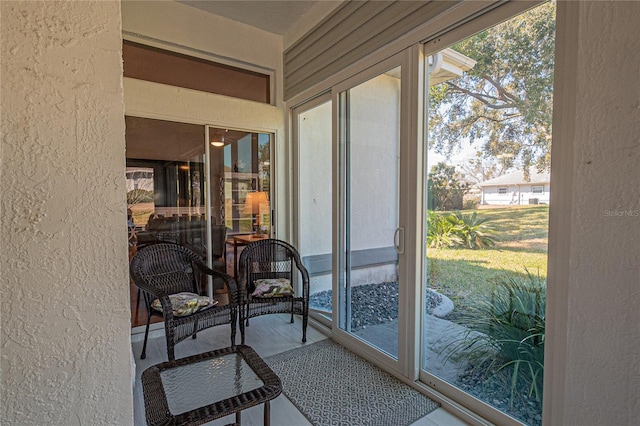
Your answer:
193,263 -> 239,305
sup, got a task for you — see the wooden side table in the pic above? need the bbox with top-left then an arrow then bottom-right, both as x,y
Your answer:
232,234 -> 269,277
142,345 -> 281,426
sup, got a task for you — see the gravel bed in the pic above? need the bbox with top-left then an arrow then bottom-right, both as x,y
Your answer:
457,361 -> 543,426
309,282 -> 542,426
309,282 -> 443,330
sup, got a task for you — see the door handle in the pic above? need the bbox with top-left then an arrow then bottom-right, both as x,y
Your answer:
394,227 -> 405,254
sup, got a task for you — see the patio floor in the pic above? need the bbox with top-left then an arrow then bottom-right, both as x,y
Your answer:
131,314 -> 470,426
354,314 -> 474,384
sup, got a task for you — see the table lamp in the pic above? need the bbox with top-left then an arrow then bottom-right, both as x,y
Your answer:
243,191 -> 268,236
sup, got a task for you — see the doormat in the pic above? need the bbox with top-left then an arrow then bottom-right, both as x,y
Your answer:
265,339 -> 440,426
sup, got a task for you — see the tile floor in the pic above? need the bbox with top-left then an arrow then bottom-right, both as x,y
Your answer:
131,314 -> 470,426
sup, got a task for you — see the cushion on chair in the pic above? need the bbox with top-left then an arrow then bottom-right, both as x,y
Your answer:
251,278 -> 294,298
151,292 -> 217,317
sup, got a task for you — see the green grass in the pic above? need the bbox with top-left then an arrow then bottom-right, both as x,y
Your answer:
427,205 -> 549,321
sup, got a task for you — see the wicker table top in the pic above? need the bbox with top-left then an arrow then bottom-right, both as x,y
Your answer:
142,345 -> 282,426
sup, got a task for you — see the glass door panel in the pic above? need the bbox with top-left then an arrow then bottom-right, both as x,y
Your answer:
210,127 -> 272,282
338,66 -> 402,359
421,4 -> 553,424
125,116 -> 207,327
295,95 -> 333,322
213,129 -> 271,237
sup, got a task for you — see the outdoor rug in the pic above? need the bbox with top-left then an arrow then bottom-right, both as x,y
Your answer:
265,339 -> 440,426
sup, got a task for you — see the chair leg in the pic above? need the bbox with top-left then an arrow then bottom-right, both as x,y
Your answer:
302,314 -> 308,343
239,305 -> 246,345
141,310 -> 152,360
192,318 -> 198,339
230,309 -> 237,347
135,288 -> 141,318
166,328 -> 175,361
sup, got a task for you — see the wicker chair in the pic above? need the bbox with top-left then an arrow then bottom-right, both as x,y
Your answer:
130,243 -> 239,361
238,239 -> 309,344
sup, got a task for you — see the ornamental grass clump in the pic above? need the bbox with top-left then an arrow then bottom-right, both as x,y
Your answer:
445,269 -> 546,409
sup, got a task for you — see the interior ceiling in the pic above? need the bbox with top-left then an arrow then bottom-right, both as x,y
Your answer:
177,0 -> 319,35
126,116 -> 251,162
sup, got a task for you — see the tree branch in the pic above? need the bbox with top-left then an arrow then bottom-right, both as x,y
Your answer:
446,82 -> 517,110
481,73 -> 522,104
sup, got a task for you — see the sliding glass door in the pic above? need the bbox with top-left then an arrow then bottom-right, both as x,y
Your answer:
420,4 -> 553,425
125,117 -> 273,329
294,94 -> 334,324
335,55 -> 407,367
289,3 -> 552,425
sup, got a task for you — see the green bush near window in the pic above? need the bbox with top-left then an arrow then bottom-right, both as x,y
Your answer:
427,210 -> 498,249
427,210 -> 463,248
445,269 -> 546,408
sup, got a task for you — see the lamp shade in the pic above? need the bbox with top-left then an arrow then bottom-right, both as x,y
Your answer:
243,191 -> 268,215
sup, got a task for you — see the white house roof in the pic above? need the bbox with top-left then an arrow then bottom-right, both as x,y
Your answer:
478,169 -> 551,187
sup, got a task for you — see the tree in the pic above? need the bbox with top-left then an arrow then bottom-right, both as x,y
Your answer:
428,2 -> 555,174
428,162 -> 469,211
126,169 -> 154,206
458,151 -> 507,185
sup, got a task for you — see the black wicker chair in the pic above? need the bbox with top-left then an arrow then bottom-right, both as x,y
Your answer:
238,239 -> 309,344
130,243 -> 239,361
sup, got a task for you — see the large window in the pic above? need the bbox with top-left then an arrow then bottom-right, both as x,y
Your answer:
125,117 -> 272,328
337,64 -> 402,361
422,4 -> 554,425
295,95 -> 333,322
291,2 -> 554,425
214,128 -> 271,236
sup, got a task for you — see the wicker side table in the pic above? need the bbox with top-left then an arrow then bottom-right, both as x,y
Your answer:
142,345 -> 282,426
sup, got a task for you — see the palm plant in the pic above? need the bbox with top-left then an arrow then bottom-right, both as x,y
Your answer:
427,210 -> 463,248
448,211 -> 498,249
427,210 -> 498,249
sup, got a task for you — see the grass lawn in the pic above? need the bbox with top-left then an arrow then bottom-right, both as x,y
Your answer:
427,205 -> 549,320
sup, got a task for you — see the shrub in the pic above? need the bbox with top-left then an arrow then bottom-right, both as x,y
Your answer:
463,198 -> 478,210
427,211 -> 463,248
427,210 -> 497,249
448,211 -> 498,249
444,269 -> 546,408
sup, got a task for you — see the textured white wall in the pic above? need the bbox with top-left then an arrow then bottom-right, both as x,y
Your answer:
349,73 -> 401,251
298,101 -> 332,258
0,1 -> 133,424
545,1 -> 640,425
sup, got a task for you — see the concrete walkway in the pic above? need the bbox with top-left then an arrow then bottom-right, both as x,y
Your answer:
354,315 -> 478,384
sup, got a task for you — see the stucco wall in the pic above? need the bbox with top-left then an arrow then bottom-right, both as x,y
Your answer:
0,1 -> 133,424
545,1 -> 640,425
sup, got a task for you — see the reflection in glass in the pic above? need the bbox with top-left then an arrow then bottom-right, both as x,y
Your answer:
212,128 -> 271,236
297,99 -> 333,320
125,117 -> 272,329
339,67 -> 401,359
